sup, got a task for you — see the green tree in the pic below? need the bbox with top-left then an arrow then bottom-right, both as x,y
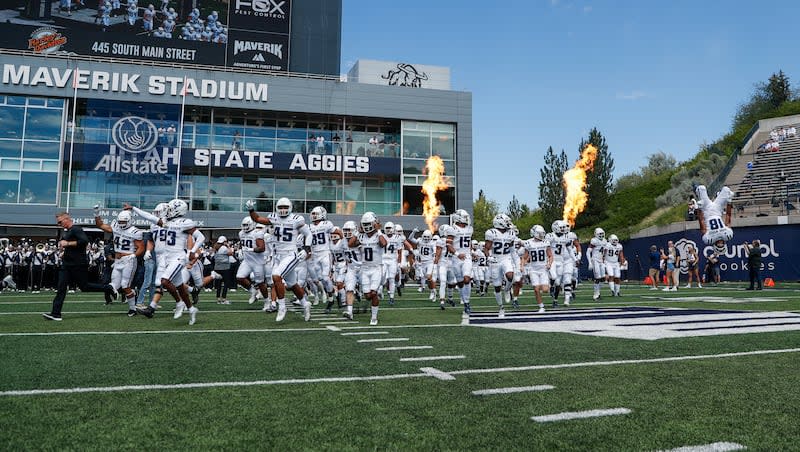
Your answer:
506,195 -> 531,221
578,128 -> 614,228
472,189 -> 499,239
766,70 -> 792,108
538,146 -> 568,226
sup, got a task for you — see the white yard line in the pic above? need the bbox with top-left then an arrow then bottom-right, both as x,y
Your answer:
356,338 -> 409,343
375,346 -> 433,351
399,355 -> 465,362
472,385 -> 554,396
1,348 -> 798,397
340,331 -> 389,336
419,367 -> 455,381
656,442 -> 747,452
449,348 -> 800,376
318,321 -> 359,325
325,325 -> 341,332
0,327 -> 327,337
531,407 -> 631,422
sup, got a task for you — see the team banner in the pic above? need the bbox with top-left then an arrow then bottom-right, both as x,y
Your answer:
1,0 -> 291,71
621,225 -> 800,282
66,142 -> 401,177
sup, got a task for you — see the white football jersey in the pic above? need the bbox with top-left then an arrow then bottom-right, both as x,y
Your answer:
309,220 -> 336,253
550,232 -> 577,263
112,221 -> 143,254
383,234 -> 405,262
416,240 -> 437,263
356,231 -> 385,268
239,228 -> 266,266
523,239 -> 550,271
485,228 -> 516,259
330,239 -> 350,267
472,249 -> 487,267
268,213 -> 309,254
448,224 -> 474,255
603,242 -> 624,264
160,217 -> 196,257
589,237 -> 607,262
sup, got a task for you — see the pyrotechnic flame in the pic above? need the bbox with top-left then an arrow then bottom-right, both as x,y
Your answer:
562,144 -> 598,227
421,156 -> 450,231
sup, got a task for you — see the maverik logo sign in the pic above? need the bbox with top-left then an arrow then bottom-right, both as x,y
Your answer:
233,40 -> 282,59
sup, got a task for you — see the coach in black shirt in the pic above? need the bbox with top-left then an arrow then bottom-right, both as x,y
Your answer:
43,211 -> 106,321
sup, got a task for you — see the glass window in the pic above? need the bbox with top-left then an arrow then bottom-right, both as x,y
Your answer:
0,159 -> 21,170
276,139 -> 306,154
0,170 -> 18,203
275,178 -> 305,199
242,177 -> 274,199
0,140 -> 22,158
305,179 -> 338,201
42,160 -> 60,172
242,137 -> 275,152
432,133 -> 455,160
403,158 -> 426,175
6,97 -> 26,106
403,131 -> 430,159
20,171 -> 57,204
23,141 -> 60,159
27,98 -> 46,107
47,99 -> 65,108
0,106 -> 24,139
431,123 -> 455,133
245,124 -> 276,138
25,109 -> 62,140
22,160 -> 41,171
209,175 -> 242,198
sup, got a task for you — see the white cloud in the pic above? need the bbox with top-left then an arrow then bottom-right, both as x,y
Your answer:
616,90 -> 647,101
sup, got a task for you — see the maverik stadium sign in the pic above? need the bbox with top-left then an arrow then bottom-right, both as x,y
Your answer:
67,115 -> 398,176
2,64 -> 268,102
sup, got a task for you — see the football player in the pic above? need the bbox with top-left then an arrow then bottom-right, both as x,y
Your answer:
694,184 -> 734,254
586,227 -> 607,301
408,229 -> 438,301
381,221 -> 409,305
338,221 -> 362,320
434,230 -> 456,310
307,206 -> 336,305
247,197 -> 313,322
94,208 -> 145,316
484,213 -> 516,318
521,225 -> 552,313
549,219 -> 581,307
237,216 -> 270,305
603,234 -> 625,297
446,209 -> 474,314
348,212 -> 388,325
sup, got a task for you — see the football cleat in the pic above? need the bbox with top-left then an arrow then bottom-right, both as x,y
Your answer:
343,311 -> 353,320
127,309 -> 137,317
303,301 -> 311,321
173,302 -> 186,319
276,306 -> 287,322
369,318 -> 378,326
188,306 -> 198,325
498,307 -> 505,319
248,287 -> 257,304
137,305 -> 155,318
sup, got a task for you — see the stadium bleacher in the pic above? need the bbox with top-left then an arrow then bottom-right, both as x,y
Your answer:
726,122 -> 800,216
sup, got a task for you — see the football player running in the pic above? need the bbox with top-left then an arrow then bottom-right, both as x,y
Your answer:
694,184 -> 734,254
446,209 -> 474,314
549,219 -> 581,307
586,227 -> 607,301
127,199 -> 203,325
603,234 -> 626,297
381,222 -> 406,305
237,216 -> 270,305
307,206 -> 336,305
434,230 -> 456,309
521,225 -> 553,313
338,221 -> 362,320
348,212 -> 388,326
248,197 -> 313,322
484,213 -> 516,318
94,208 -> 145,316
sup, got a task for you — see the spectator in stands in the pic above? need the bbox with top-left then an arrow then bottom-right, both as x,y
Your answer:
778,128 -> 786,142
770,129 -> 779,142
788,126 -> 797,139
744,239 -> 762,290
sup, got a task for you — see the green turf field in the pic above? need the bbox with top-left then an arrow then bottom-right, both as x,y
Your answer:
1,282 -> 799,451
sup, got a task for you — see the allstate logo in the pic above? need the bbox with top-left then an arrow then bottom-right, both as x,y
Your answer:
111,116 -> 159,154
674,237 -> 698,274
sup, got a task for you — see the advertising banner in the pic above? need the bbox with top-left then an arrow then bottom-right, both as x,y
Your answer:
0,0 -> 291,71
622,225 -> 800,282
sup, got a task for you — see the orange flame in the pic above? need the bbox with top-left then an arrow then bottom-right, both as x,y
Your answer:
562,144 -> 598,227
421,156 -> 450,232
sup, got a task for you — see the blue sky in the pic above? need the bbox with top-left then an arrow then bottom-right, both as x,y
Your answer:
341,0 -> 800,211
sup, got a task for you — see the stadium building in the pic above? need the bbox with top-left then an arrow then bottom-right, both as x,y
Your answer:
0,0 -> 472,236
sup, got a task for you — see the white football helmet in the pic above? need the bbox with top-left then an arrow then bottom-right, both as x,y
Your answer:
117,211 -> 132,229
310,206 -> 327,222
275,197 -> 292,217
594,228 -> 605,240
713,239 -> 727,254
531,225 -> 546,240
167,199 -> 188,219
421,230 -> 433,243
394,224 -> 404,235
383,221 -> 394,235
341,221 -> 356,239
361,211 -> 377,233
153,202 -> 169,220
552,219 -> 568,235
609,234 -> 619,245
241,216 -> 255,233
492,213 -> 510,230
471,239 -> 479,250
452,209 -> 471,226
562,221 -> 571,235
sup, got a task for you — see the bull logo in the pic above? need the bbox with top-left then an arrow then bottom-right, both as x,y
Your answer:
674,237 -> 699,274
381,63 -> 429,88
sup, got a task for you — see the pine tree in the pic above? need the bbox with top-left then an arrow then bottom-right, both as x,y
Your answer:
538,146 -> 568,227
766,70 -> 792,108
473,189 -> 499,238
579,128 -> 614,228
